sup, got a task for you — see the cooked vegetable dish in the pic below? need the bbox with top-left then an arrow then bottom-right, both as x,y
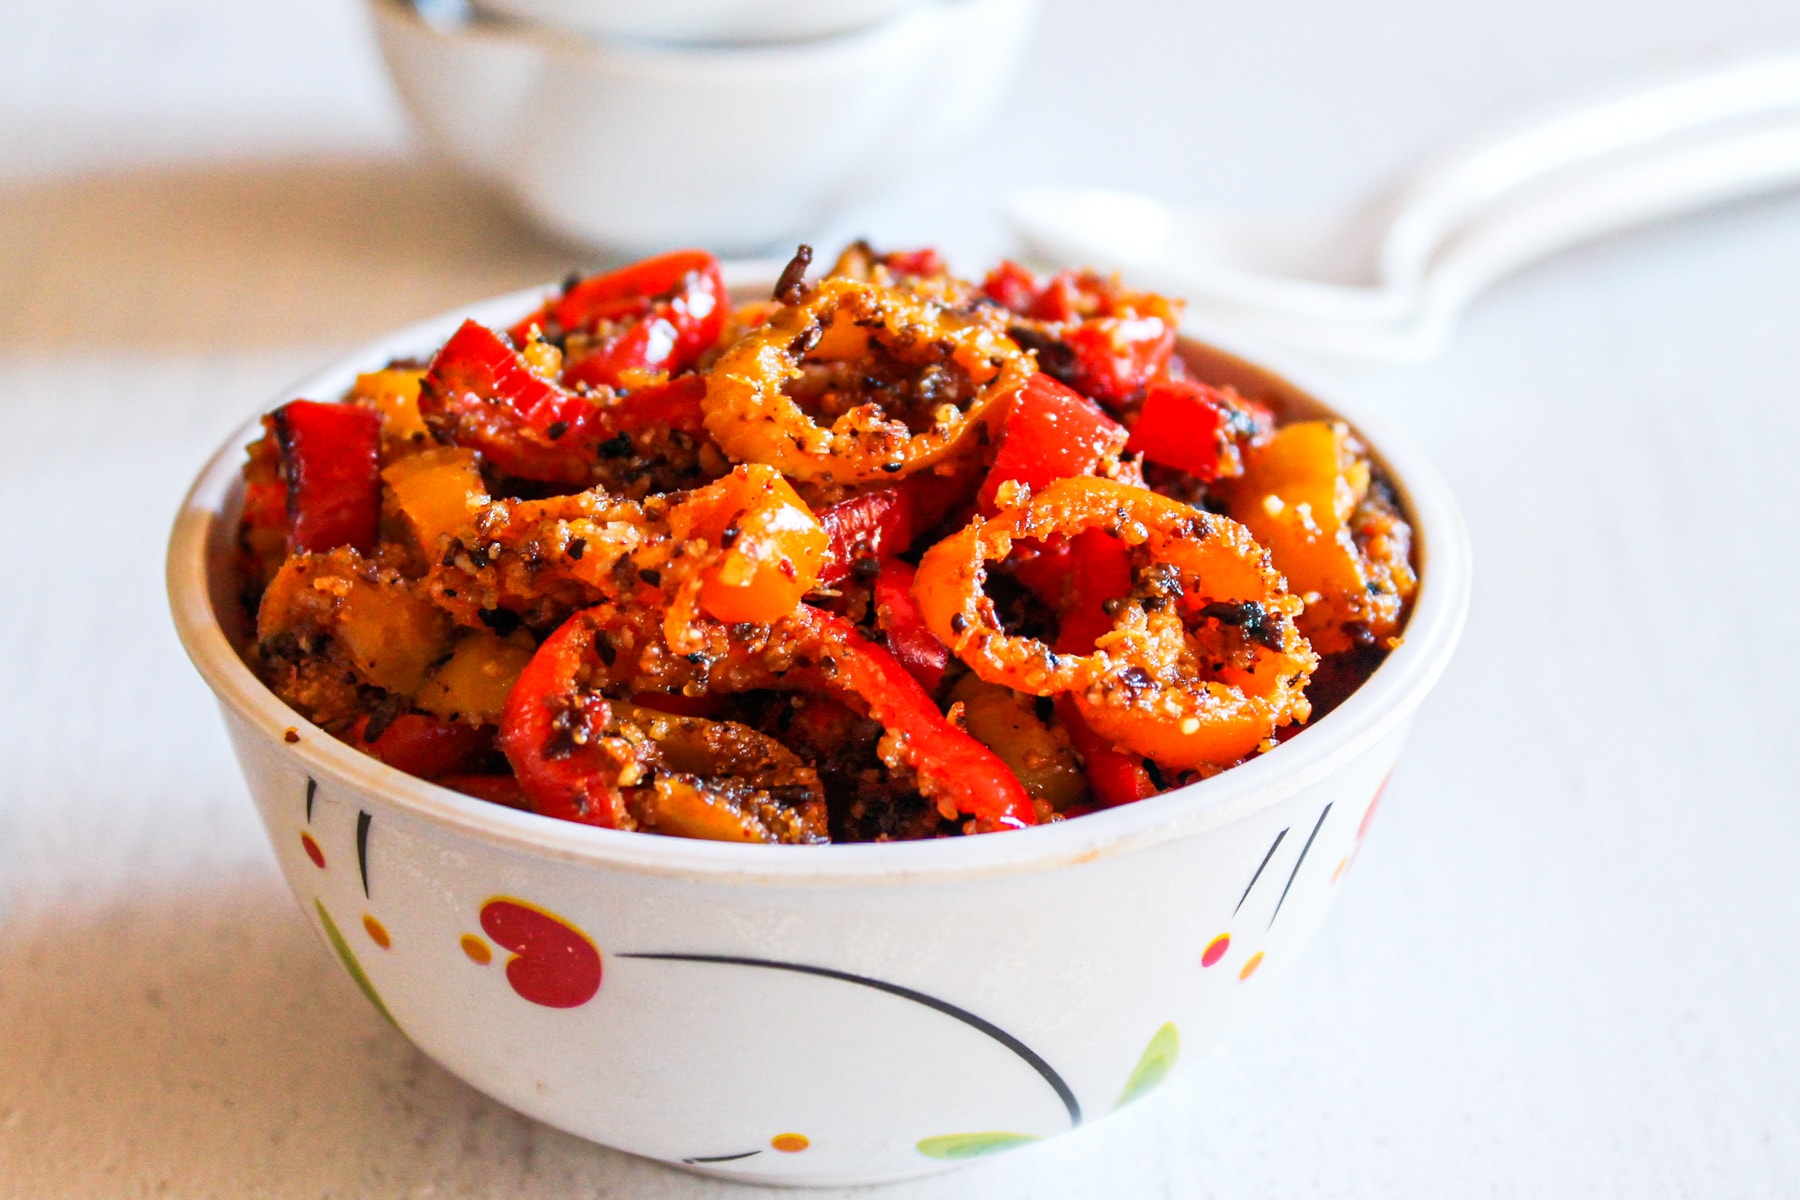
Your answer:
237,244 -> 1416,843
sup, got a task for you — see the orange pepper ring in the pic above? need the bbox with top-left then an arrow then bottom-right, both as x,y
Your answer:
701,276 -> 1033,485
913,476 -> 1318,769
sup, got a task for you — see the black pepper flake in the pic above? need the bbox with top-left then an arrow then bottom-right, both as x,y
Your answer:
719,525 -> 740,549
1009,324 -> 1079,385
363,694 -> 404,743
880,461 -> 904,473
1118,665 -> 1153,694
1195,600 -> 1282,650
546,419 -> 570,441
478,607 -> 522,636
638,568 -> 662,586
950,612 -> 969,634
567,536 -> 587,560
788,323 -> 824,358
598,432 -> 633,458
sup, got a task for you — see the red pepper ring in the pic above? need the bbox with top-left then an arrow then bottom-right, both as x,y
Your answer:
913,476 -> 1318,768
702,277 -> 1033,485
501,602 -> 1036,835
498,610 -> 829,842
781,606 -> 1035,831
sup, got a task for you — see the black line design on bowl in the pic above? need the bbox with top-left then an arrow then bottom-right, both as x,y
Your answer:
620,952 -> 1082,1127
1234,826 -> 1288,915
356,810 -> 373,898
683,1150 -> 762,1164
1268,803 -> 1332,930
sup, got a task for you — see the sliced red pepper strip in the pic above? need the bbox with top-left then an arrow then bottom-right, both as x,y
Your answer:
553,251 -> 727,390
816,487 -> 916,586
813,462 -> 982,587
790,606 -> 1034,831
510,250 -> 723,335
1007,535 -> 1073,610
1127,379 -> 1229,479
604,372 -> 707,434
498,611 -> 627,827
1029,270 -> 1082,322
981,260 -> 1040,313
985,266 -> 1181,407
1127,379 -> 1271,482
629,690 -> 725,719
1056,696 -> 1154,808
557,251 -> 722,338
1020,531 -> 1152,807
977,372 -> 1126,514
880,248 -> 945,277
874,559 -> 949,692
420,320 -> 707,484
1052,529 -> 1135,655
269,399 -> 382,554
342,713 -> 495,778
437,773 -> 531,810
1062,315 -> 1177,407
421,319 -> 598,485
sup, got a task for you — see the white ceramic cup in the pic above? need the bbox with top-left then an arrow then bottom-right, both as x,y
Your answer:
167,268 -> 1470,1186
370,0 -> 1040,254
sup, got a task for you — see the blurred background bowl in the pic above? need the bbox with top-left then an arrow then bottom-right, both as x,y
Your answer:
469,0 -> 928,46
371,0 -> 1040,255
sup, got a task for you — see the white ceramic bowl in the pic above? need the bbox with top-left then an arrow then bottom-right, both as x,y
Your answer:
167,267 -> 1469,1186
470,0 -> 925,46
371,0 -> 1039,254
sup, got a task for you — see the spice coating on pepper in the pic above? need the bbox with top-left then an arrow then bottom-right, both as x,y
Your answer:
236,244 -> 1416,843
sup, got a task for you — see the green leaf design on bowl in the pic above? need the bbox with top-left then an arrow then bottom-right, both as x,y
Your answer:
316,899 -> 396,1028
915,1131 -> 1040,1159
1115,1021 -> 1179,1108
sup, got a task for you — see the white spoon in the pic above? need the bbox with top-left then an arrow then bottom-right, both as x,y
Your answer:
1007,51 -> 1800,360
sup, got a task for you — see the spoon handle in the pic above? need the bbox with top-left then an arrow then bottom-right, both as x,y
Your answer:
1379,51 -> 1800,288
1400,120 -> 1800,341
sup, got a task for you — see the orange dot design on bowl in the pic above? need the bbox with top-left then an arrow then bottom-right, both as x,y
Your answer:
1238,951 -> 1264,981
461,934 -> 493,964
771,1133 -> 810,1153
1200,933 -> 1231,968
300,832 -> 325,869
363,915 -> 391,949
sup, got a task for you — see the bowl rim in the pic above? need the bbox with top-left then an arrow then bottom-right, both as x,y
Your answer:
167,262 -> 1471,886
379,0 -> 1012,68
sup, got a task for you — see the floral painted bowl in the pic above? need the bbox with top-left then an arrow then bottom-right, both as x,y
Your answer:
166,268 -> 1470,1187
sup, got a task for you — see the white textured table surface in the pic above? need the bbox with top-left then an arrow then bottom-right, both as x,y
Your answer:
4,1 -> 1800,1195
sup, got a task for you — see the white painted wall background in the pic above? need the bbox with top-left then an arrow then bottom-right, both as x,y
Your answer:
2,0 -> 1798,1195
